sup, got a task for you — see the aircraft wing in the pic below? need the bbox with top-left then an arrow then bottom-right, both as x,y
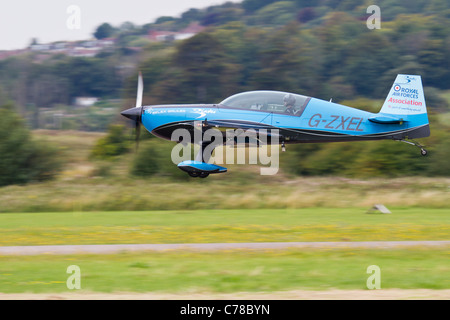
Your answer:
205,119 -> 274,131
199,119 -> 282,146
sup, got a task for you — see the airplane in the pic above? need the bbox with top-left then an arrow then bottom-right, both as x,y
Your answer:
121,73 -> 430,178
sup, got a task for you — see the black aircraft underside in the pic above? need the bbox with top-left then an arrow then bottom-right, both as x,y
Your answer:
151,120 -> 430,145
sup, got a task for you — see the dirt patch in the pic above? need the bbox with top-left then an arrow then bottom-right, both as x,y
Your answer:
1,289 -> 449,300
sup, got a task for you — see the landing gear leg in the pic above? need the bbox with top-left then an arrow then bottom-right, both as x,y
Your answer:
183,121 -> 223,178
395,139 -> 428,156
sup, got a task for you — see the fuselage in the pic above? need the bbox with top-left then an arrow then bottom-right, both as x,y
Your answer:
140,94 -> 429,144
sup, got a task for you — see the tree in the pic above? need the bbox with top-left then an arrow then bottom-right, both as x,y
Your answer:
94,23 -> 115,39
155,16 -> 176,24
242,0 -> 278,13
0,104 -> 61,186
29,38 -> 39,46
130,140 -> 189,180
200,6 -> 244,26
181,8 -> 201,22
174,33 -> 229,102
297,7 -> 316,23
418,39 -> 449,88
342,31 -> 396,97
250,1 -> 297,26
249,23 -> 318,94
52,57 -> 121,100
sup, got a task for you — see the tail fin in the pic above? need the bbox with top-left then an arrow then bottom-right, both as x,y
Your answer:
372,74 -> 430,139
380,74 -> 427,116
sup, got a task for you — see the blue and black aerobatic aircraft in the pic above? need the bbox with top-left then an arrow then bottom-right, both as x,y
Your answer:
121,73 -> 430,178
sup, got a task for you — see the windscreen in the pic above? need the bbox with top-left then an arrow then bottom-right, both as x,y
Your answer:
220,91 -> 309,116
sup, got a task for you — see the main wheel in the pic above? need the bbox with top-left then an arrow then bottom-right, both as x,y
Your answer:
188,172 -> 200,177
420,148 -> 428,156
199,172 -> 210,178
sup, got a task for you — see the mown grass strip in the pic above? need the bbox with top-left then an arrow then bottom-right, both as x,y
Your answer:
0,248 -> 448,293
0,208 -> 448,246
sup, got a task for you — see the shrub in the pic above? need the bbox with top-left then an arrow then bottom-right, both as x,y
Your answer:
90,124 -> 130,159
0,104 -> 62,186
130,140 -> 190,180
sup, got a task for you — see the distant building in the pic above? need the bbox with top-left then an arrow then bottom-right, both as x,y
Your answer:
69,47 -> 98,57
74,97 -> 99,107
148,22 -> 205,42
30,44 -> 51,51
176,22 -> 205,40
26,38 -> 117,57
97,37 -> 116,48
0,49 -> 27,60
148,30 -> 177,42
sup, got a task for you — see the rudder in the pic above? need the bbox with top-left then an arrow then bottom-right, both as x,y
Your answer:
379,74 -> 429,138
380,74 -> 427,116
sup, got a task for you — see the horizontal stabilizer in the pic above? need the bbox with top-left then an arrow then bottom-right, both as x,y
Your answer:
368,114 -> 407,124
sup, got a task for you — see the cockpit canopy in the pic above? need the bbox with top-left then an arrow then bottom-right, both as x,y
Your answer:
220,91 -> 310,116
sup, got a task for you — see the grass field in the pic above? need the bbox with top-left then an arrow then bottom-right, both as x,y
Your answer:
0,248 -> 448,294
0,208 -> 448,294
0,131 -> 448,297
0,208 -> 448,246
1,176 -> 449,213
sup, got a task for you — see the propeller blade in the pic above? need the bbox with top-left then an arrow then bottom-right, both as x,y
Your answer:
135,71 -> 144,152
122,71 -> 145,152
136,71 -> 143,109
135,121 -> 141,152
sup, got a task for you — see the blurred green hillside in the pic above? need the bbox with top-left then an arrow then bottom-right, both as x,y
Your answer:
126,0 -> 450,107
1,0 -> 450,113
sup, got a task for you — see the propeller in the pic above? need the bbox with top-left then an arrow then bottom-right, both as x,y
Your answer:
135,71 -> 143,151
121,71 -> 144,151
